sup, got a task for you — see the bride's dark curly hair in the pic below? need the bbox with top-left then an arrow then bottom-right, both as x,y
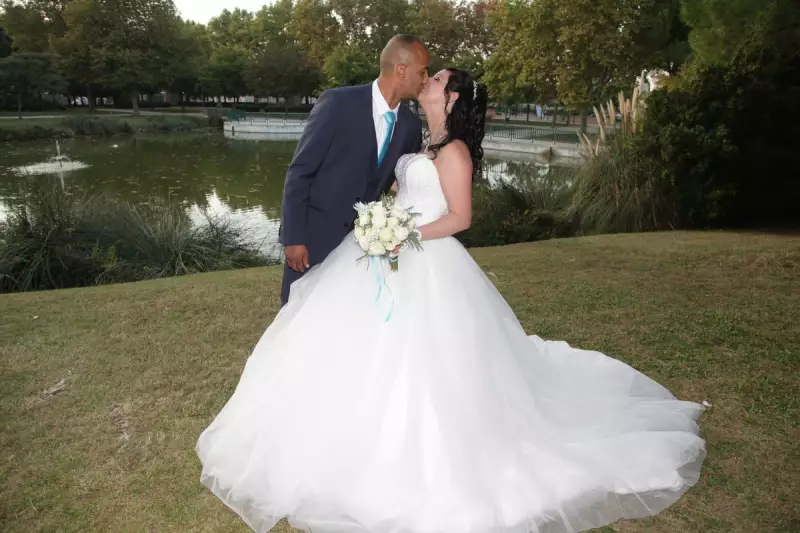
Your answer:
427,68 -> 488,179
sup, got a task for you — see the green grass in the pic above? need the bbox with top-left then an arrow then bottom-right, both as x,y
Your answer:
1,232 -> 798,533
0,109 -> 93,117
0,114 -> 214,141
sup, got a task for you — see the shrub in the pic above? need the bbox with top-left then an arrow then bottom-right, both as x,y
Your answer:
0,185 -> 274,293
460,166 -> 576,247
635,3 -> 800,227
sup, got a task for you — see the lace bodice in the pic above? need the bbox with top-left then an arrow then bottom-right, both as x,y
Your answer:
394,153 -> 448,226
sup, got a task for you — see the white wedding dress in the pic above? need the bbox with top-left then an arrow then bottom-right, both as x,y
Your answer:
196,153 -> 706,533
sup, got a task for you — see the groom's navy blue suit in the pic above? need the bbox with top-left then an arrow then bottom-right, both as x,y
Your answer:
279,84 -> 423,305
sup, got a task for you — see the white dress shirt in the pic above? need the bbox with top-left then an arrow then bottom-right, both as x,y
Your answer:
372,80 -> 400,153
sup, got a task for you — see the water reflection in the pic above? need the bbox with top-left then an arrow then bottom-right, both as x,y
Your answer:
0,134 -> 575,251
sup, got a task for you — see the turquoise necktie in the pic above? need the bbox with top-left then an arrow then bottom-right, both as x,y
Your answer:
377,111 -> 396,166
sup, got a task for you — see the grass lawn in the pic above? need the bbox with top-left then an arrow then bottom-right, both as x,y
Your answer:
0,109 -> 93,118
0,232 -> 797,533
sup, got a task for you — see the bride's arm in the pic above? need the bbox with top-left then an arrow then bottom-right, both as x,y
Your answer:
416,142 -> 472,241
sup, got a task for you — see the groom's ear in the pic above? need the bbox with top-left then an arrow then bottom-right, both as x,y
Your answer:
396,63 -> 408,81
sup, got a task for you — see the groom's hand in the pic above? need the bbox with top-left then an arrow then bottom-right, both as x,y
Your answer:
285,245 -> 310,273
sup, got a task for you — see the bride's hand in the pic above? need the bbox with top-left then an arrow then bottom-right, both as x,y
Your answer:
389,244 -> 402,258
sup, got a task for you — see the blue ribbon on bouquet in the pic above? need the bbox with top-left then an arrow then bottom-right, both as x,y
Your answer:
370,256 -> 395,322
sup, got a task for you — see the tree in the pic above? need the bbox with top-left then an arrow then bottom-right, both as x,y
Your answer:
91,0 -> 181,114
632,0 -> 690,76
0,0 -> 50,52
680,0 -> 778,65
202,46 -> 249,102
0,0 -> 72,51
253,0 -> 294,48
290,0 -> 343,70
0,26 -> 12,57
452,0 -> 495,77
207,8 -> 256,53
409,0 -> 462,70
51,0 -> 104,111
0,52 -> 65,115
636,0 -> 800,227
323,42 -> 378,87
484,0 -> 554,109
167,20 -> 211,109
329,0 -> 409,58
485,0 -> 671,133
246,41 -> 321,107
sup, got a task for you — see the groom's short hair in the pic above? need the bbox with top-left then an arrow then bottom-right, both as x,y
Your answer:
380,34 -> 426,72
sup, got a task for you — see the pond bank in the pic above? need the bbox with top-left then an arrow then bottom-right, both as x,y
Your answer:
0,114 -> 219,142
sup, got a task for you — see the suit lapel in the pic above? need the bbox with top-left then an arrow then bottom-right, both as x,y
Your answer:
362,84 -> 379,176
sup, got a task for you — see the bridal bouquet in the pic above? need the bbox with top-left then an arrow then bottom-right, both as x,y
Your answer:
353,196 -> 421,271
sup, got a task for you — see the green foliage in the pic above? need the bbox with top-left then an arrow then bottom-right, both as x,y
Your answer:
200,46 -> 249,99
485,0 -> 691,128
92,0 -> 180,111
167,20 -> 212,105
0,115 -> 210,141
290,0 -> 344,70
0,25 -> 11,57
570,133 -> 677,233
0,52 -> 65,114
0,0 -> 50,52
634,0 -> 799,227
0,184 -> 274,293
207,8 -> 257,52
409,0 -> 462,70
680,0 -> 778,66
246,42 -> 321,100
323,43 -> 378,88
460,165 -> 576,247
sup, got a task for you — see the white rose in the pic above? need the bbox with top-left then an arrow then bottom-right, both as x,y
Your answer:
370,204 -> 386,218
354,226 -> 365,239
368,241 -> 386,256
371,215 -> 387,229
358,213 -> 370,226
357,236 -> 371,251
379,227 -> 395,243
393,227 -> 409,241
387,216 -> 399,228
383,241 -> 396,252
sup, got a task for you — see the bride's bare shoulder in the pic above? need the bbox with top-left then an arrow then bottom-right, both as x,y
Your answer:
439,139 -> 470,159
438,140 -> 472,177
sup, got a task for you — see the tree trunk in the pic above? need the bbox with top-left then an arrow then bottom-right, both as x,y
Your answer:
580,108 -> 588,134
552,107 -> 557,126
132,92 -> 140,115
526,104 -> 530,122
17,89 -> 23,118
181,92 -> 186,111
87,84 -> 95,113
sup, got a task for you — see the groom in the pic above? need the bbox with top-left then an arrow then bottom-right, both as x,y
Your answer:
278,35 -> 429,305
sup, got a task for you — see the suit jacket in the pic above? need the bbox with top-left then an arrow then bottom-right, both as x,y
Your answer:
279,84 -> 423,266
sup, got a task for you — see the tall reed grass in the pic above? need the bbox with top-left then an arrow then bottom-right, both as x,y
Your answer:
461,166 -> 577,247
0,185 -> 274,293
569,74 -> 678,233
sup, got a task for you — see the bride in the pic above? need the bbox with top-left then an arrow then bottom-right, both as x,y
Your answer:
196,68 -> 706,533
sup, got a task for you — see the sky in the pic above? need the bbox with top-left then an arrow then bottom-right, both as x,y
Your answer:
174,0 -> 274,24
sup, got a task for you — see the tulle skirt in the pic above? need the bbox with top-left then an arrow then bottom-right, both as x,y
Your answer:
196,235 -> 705,533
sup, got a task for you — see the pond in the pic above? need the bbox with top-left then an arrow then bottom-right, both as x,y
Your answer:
0,134 -> 573,252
